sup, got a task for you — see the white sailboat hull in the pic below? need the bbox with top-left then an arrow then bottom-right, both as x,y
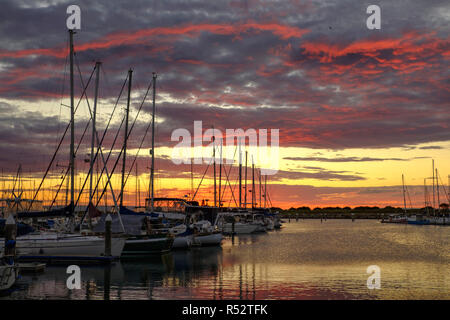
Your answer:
0,265 -> 17,292
265,220 -> 275,230
254,222 -> 267,232
219,223 -> 259,234
172,235 -> 193,249
11,233 -> 125,258
429,216 -> 450,225
193,232 -> 223,246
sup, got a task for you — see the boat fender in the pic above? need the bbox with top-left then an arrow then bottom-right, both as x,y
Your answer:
5,240 -> 16,248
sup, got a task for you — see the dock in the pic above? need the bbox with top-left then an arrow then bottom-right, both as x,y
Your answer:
16,255 -> 119,265
17,262 -> 46,273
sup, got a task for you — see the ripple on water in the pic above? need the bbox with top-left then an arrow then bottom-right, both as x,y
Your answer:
3,220 -> 449,300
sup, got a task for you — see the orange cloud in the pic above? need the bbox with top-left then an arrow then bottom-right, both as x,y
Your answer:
0,22 -> 309,59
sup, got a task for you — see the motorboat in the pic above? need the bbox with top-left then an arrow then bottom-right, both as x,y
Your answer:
192,220 -> 222,246
407,214 -> 431,225
214,212 -> 260,234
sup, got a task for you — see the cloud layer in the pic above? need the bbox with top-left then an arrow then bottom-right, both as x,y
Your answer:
0,0 -> 448,207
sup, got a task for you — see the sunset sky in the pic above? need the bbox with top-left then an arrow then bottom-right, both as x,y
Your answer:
0,0 -> 449,209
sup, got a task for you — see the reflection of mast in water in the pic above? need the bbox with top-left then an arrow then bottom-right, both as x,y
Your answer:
245,263 -> 249,299
213,265 -> 217,299
235,262 -> 257,299
219,249 -> 223,299
265,264 -> 268,293
213,248 -> 223,300
239,264 -> 243,299
252,262 -> 256,300
245,263 -> 257,300
104,265 -> 111,300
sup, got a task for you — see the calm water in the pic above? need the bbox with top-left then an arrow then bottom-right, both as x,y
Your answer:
2,220 -> 449,300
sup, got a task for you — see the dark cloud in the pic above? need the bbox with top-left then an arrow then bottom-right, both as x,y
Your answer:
419,145 -> 443,150
270,168 -> 365,182
283,156 -> 430,162
0,0 -> 448,175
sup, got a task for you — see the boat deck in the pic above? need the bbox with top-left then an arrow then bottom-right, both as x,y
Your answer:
16,255 -> 119,265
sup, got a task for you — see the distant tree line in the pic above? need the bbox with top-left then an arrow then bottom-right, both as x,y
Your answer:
271,205 -> 449,219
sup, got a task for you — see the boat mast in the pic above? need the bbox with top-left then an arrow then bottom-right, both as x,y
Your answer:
436,168 -> 440,214
259,169 -> 262,209
252,157 -> 255,209
264,174 -> 267,208
150,72 -> 157,213
218,140 -> 222,207
65,168 -> 69,206
213,126 -> 216,207
138,164 -> 141,208
432,159 -> 435,215
402,174 -> 407,214
136,162 -> 138,207
120,69 -> 132,208
96,160 -> 99,205
69,29 -> 75,215
190,160 -> 193,200
89,62 -> 101,207
424,178 -> 427,213
244,151 -> 247,209
238,139 -> 242,208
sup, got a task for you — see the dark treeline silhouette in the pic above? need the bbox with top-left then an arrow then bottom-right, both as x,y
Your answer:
272,205 -> 449,219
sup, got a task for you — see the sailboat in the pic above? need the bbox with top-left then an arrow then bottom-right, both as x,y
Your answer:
216,153 -> 277,233
214,209 -> 260,234
0,262 -> 17,293
191,219 -> 222,246
0,216 -> 18,293
0,257 -> 17,293
383,174 -> 408,223
92,207 -> 174,257
137,197 -> 195,249
407,164 -> 435,225
429,167 -> 450,225
93,71 -> 175,257
184,202 -> 222,246
115,75 -> 210,250
10,30 -> 125,262
148,198 -> 222,246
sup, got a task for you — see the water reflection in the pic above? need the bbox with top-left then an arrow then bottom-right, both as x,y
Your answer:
3,220 -> 450,300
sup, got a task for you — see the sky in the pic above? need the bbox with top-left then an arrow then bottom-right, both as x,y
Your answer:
0,0 -> 449,209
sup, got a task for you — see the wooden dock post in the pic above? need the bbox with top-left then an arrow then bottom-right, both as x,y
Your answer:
105,214 -> 112,256
4,214 -> 17,258
103,265 -> 111,300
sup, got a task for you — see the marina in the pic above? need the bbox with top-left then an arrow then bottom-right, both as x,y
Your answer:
0,30 -> 284,270
1,220 -> 449,300
0,0 -> 449,304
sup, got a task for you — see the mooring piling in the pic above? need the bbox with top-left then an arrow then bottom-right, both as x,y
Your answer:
105,214 -> 112,257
